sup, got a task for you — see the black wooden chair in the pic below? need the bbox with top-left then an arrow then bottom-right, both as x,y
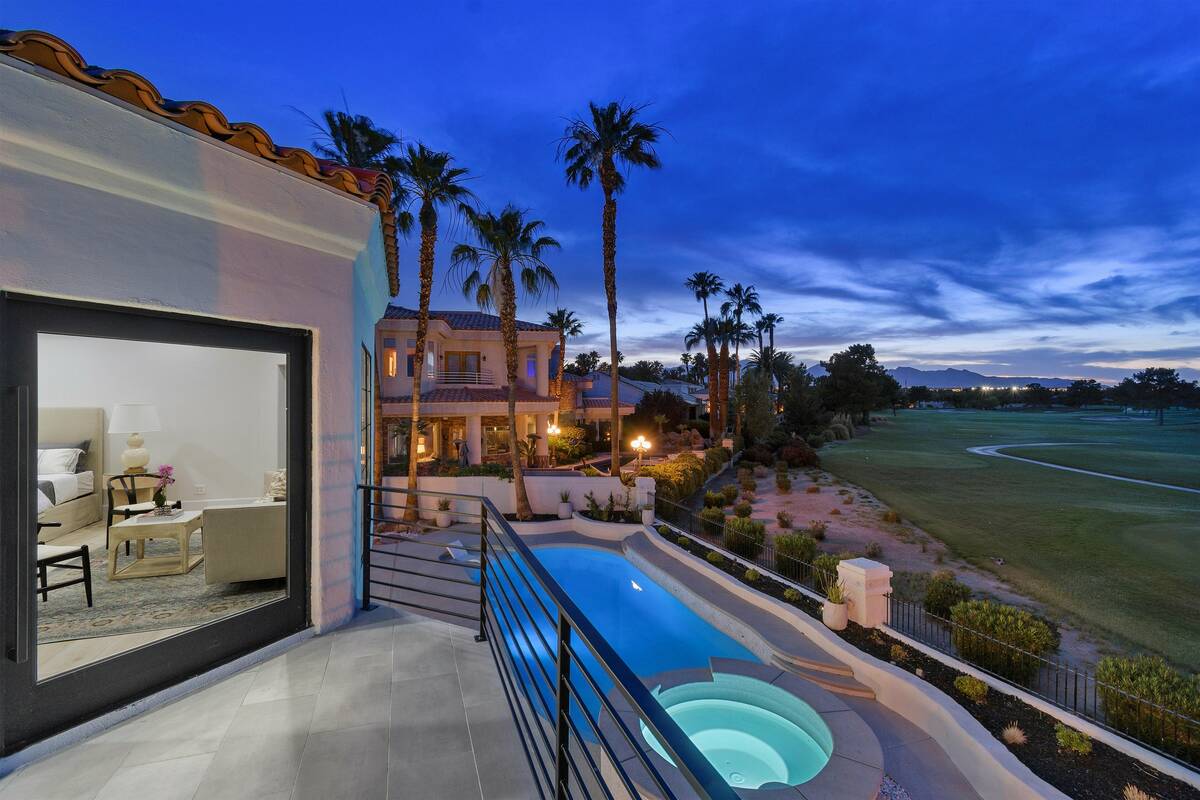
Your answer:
106,473 -> 182,553
34,522 -> 93,607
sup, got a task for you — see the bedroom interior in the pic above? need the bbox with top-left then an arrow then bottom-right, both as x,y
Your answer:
34,333 -> 291,680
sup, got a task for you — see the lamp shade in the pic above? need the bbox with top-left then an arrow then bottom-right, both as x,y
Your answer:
108,402 -> 161,434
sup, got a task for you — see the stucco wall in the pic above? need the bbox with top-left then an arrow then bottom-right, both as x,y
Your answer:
382,474 -> 634,516
0,57 -> 392,630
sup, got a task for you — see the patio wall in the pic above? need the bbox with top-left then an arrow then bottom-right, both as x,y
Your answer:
381,474 -> 655,516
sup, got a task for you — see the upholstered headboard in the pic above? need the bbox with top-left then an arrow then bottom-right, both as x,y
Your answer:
37,407 -> 104,476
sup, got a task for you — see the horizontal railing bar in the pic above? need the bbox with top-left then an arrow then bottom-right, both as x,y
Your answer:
368,596 -> 478,622
369,551 -> 480,571
366,561 -> 479,587
369,536 -> 482,553
370,578 -> 476,605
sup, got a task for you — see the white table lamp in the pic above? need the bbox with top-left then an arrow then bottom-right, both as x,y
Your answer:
109,403 -> 162,473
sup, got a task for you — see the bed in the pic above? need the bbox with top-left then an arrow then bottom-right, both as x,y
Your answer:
36,407 -> 104,541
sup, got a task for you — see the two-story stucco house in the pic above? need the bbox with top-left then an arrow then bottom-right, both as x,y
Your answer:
377,306 -> 561,466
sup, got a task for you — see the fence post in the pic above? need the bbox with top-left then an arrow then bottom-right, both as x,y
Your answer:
360,485 -> 371,611
553,611 -> 572,800
476,501 -> 488,643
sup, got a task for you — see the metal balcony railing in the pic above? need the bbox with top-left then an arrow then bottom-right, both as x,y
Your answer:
430,369 -> 493,385
359,484 -> 738,800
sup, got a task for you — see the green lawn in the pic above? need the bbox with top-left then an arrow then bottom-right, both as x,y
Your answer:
820,409 -> 1200,670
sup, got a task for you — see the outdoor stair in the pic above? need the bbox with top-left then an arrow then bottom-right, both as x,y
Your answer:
769,653 -> 876,698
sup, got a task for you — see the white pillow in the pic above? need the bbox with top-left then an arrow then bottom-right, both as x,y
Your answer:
37,448 -> 83,475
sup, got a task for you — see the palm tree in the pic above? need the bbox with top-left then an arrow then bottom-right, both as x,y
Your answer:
560,101 -> 665,475
546,308 -> 584,422
679,352 -> 693,382
451,205 -> 559,520
721,283 -> 761,432
748,348 -> 795,392
759,312 -> 784,357
684,271 -> 724,437
713,317 -> 755,438
390,143 -> 476,520
754,317 -> 769,358
684,319 -> 721,437
653,413 -> 668,434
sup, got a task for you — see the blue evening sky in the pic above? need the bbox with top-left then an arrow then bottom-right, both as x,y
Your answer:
7,1 -> 1199,380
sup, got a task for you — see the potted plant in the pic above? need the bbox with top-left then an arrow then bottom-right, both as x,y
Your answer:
435,498 -> 453,528
822,580 -> 849,631
641,503 -> 656,526
152,464 -> 176,515
557,490 -> 573,520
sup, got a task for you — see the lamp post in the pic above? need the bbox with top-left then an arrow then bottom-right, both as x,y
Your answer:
631,434 -> 651,468
547,423 -> 561,467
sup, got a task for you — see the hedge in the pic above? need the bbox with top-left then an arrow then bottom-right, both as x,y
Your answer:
774,533 -> 817,581
779,441 -> 820,468
723,516 -> 766,559
1095,655 -> 1200,760
924,571 -> 972,618
699,506 -> 725,537
949,600 -> 1057,684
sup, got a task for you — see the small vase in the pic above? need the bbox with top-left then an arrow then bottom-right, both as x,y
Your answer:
557,502 -> 572,520
822,600 -> 848,631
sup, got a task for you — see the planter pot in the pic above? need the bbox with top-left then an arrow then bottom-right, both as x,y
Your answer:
822,600 -> 848,631
557,502 -> 573,520
641,508 -> 656,526
435,511 -> 453,528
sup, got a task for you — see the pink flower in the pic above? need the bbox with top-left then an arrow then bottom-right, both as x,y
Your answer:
155,464 -> 175,491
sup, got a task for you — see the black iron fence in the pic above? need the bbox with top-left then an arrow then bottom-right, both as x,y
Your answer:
655,496 -> 1200,769
360,484 -> 740,800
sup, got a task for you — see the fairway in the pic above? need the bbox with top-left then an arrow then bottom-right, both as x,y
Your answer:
820,409 -> 1200,670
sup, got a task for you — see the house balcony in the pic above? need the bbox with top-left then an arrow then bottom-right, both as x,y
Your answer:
429,369 -> 494,385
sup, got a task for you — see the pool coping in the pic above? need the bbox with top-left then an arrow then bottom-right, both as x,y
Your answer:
606,659 -> 884,799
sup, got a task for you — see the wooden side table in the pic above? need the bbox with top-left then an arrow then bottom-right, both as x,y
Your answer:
108,510 -> 204,580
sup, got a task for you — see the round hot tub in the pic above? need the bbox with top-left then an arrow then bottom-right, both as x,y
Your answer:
639,671 -> 833,789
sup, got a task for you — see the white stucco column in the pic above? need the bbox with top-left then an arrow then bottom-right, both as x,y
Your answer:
837,558 -> 893,629
536,342 -> 551,397
466,414 -> 483,465
535,414 -> 550,464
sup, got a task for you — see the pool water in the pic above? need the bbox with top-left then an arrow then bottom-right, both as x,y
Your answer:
640,673 -> 833,788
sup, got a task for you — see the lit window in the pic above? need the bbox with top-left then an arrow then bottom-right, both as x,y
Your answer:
383,337 -> 397,378
526,354 -> 537,380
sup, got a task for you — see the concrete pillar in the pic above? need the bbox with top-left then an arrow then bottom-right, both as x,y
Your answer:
837,558 -> 893,629
466,415 -> 483,465
634,476 -> 656,508
535,414 -> 549,466
536,342 -> 551,397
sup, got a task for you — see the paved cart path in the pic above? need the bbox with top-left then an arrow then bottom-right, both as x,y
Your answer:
966,442 -> 1200,495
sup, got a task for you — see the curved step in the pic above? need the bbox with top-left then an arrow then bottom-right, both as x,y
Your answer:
769,641 -> 857,677
770,654 -> 876,699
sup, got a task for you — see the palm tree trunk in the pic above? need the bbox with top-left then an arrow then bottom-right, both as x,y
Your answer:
718,341 -> 730,440
706,341 -> 719,438
404,214 -> 437,521
498,259 -> 533,519
733,323 -> 742,438
601,177 -> 620,477
556,331 -> 567,424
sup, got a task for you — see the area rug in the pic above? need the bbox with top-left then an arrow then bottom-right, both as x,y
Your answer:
37,532 -> 286,643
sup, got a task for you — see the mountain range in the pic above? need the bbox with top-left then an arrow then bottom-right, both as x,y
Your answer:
886,367 -> 1075,389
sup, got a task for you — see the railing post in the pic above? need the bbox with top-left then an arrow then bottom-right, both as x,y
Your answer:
360,485 -> 372,611
554,611 -> 572,800
476,500 -> 488,643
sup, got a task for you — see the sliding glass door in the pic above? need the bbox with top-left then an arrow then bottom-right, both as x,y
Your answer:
0,293 -> 311,753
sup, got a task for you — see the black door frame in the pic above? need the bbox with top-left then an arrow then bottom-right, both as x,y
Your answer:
0,292 -> 312,754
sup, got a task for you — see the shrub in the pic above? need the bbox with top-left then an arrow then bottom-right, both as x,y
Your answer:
549,424 -> 591,461
830,423 -> 850,440
703,491 -> 724,508
1001,723 -> 1027,746
703,446 -> 730,473
741,444 -> 774,465
776,510 -> 794,529
705,550 -> 725,566
882,509 -> 901,524
733,500 -> 752,518
950,600 -> 1057,683
752,465 -> 769,479
822,428 -> 836,442
1123,786 -> 1153,800
779,441 -> 820,468
742,490 -> 757,503
813,552 -> 849,591
699,506 -> 726,537
842,496 -> 852,505
806,434 -> 826,449
1095,655 -> 1200,759
775,533 -> 817,580
580,466 -> 602,477
924,571 -> 972,617
743,568 -> 761,582
1054,724 -> 1092,756
889,644 -> 908,663
828,508 -> 841,516
954,675 -> 989,704
676,535 -> 690,547
740,478 -> 757,493
783,588 -> 803,603
438,462 -> 513,479
656,524 -> 671,536
806,520 -> 827,540
864,541 -> 883,559
776,476 -> 792,494
721,484 -> 739,504
805,485 -> 820,494
724,516 -> 766,559
774,460 -> 789,473
737,467 -> 752,481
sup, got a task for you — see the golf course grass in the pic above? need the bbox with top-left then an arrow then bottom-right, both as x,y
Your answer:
820,409 -> 1200,670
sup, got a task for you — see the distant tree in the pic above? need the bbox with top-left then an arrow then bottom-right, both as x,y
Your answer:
818,344 -> 890,425
685,272 -> 725,432
597,350 -> 624,374
679,352 -> 694,382
1108,377 -> 1141,411
690,351 -> 708,383
621,359 -> 666,382
626,390 -> 690,439
721,282 -> 762,391
546,308 -> 584,407
1022,383 -> 1055,407
781,363 -> 825,435
1133,367 -> 1187,424
733,370 -> 776,444
906,385 -> 932,405
1063,379 -> 1104,408
568,350 -> 601,375
747,348 -> 794,393
880,373 -> 903,416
